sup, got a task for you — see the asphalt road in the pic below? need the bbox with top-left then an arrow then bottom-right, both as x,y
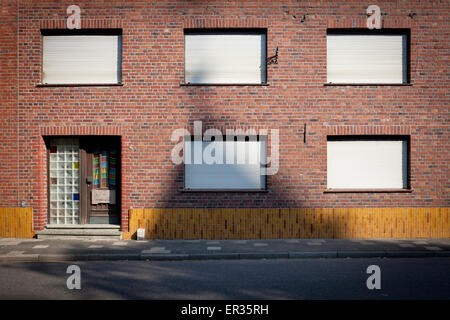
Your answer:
0,258 -> 449,300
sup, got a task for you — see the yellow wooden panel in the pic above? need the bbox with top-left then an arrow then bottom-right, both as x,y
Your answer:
310,209 -> 317,239
302,209 -> 309,239
400,208 -> 407,238
345,209 -> 351,239
293,209 -> 299,238
332,208 -> 339,239
444,208 -> 450,238
431,208 -> 439,238
0,208 -> 34,238
416,208 -> 422,238
124,208 -> 449,240
327,209 -> 334,239
375,208 -> 380,238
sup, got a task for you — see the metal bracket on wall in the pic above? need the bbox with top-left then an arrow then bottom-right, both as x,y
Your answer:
303,123 -> 307,143
266,47 -> 278,65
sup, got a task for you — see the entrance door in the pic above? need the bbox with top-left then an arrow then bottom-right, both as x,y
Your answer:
80,137 -> 121,225
48,136 -> 120,225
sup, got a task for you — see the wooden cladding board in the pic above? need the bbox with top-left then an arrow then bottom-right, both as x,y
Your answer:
0,208 -> 35,238
123,208 -> 450,240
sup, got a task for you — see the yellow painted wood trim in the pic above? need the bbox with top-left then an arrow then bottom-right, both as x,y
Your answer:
125,208 -> 450,240
0,208 -> 35,238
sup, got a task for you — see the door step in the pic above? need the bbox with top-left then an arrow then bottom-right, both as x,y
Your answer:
37,224 -> 121,240
44,224 -> 120,229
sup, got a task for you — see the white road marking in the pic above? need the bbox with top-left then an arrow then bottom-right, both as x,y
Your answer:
359,242 -> 376,245
113,242 -> 128,246
253,243 -> 268,247
88,245 -> 104,249
142,247 -> 171,254
207,247 -> 222,251
32,245 -> 49,249
398,243 -> 415,248
307,242 -> 323,246
0,241 -> 22,246
6,251 -> 25,255
149,246 -> 166,251
425,246 -> 442,251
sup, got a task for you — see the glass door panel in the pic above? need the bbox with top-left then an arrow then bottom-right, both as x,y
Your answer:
49,138 -> 80,224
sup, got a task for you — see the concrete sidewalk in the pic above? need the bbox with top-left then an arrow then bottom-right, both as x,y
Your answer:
0,238 -> 449,262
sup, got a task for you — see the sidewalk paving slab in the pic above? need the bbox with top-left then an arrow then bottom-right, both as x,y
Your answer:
0,238 -> 449,262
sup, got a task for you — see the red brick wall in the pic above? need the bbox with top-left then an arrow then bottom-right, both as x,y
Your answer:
1,0 -> 449,232
0,0 -> 18,207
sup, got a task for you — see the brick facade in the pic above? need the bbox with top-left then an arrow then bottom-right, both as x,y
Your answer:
0,0 -> 19,207
0,0 -> 448,233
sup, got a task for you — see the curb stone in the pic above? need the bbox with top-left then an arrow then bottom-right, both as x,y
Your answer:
37,253 -> 142,261
0,251 -> 449,262
187,253 -> 240,260
0,254 -> 39,262
289,251 -> 337,258
239,252 -> 289,259
337,251 -> 387,258
384,251 -> 434,258
435,251 -> 450,257
141,253 -> 190,260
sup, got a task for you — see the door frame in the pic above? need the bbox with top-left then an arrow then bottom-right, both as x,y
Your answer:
46,136 -> 121,225
79,145 -> 89,224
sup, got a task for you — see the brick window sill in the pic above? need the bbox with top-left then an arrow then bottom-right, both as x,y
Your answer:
36,83 -> 124,87
180,189 -> 269,193
180,83 -> 270,87
324,83 -> 412,86
324,188 -> 413,193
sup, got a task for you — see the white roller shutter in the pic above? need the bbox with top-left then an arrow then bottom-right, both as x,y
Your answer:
42,35 -> 121,84
185,31 -> 266,84
327,33 -> 407,84
327,139 -> 408,189
184,139 -> 266,190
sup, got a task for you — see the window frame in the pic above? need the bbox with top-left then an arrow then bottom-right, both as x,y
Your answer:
183,134 -> 268,192
39,29 -> 123,86
325,28 -> 411,86
325,135 -> 412,193
183,28 -> 268,86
